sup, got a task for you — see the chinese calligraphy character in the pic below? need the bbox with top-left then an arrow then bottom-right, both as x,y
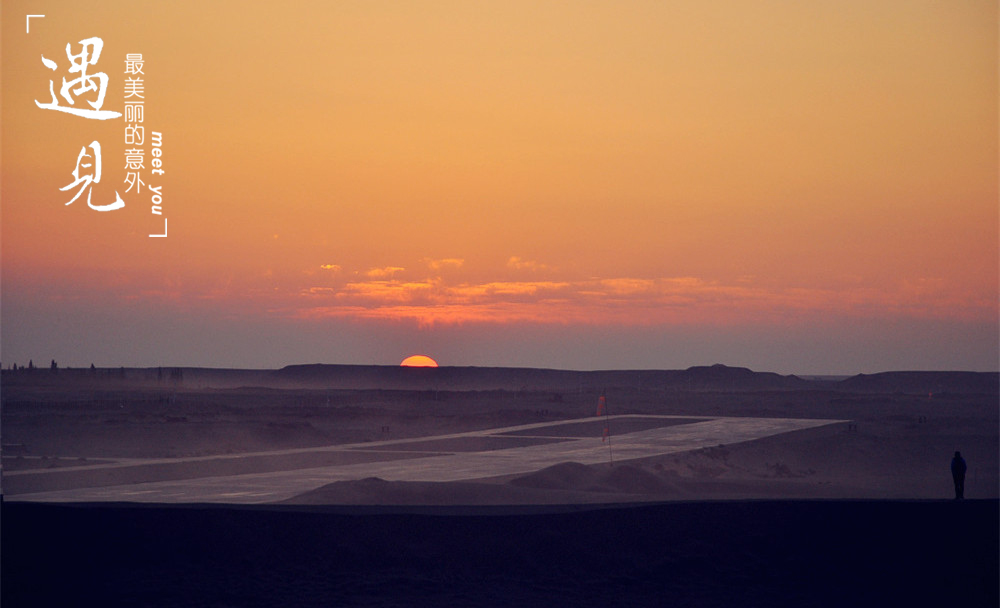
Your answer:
124,103 -> 144,122
124,148 -> 145,170
36,37 -> 122,120
125,124 -> 144,145
60,141 -> 125,211
124,77 -> 144,100
124,53 -> 144,75
124,171 -> 145,193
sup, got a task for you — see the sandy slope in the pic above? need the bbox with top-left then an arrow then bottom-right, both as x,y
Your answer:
284,405 -> 999,505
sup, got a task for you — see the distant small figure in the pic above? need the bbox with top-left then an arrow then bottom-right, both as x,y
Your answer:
950,451 -> 967,500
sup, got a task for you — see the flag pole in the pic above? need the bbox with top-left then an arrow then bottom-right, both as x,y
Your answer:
607,392 -> 613,466
599,390 -> 613,467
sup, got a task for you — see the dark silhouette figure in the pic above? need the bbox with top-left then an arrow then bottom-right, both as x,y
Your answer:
950,451 -> 966,500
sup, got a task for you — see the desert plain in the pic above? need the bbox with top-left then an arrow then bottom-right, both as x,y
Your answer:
2,364 -> 997,606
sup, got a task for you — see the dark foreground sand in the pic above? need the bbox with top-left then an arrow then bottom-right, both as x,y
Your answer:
3,499 -> 997,607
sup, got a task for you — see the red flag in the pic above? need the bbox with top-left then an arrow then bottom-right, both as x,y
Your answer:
596,395 -> 606,416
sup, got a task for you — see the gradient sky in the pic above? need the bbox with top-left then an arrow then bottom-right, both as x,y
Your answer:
2,1 -> 997,374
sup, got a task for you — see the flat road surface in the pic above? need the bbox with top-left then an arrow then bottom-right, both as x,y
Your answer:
4,415 -> 842,503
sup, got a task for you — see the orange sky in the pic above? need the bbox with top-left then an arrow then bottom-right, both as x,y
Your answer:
2,1 -> 997,372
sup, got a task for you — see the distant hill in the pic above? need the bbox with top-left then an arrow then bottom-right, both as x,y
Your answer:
836,371 -> 999,395
3,364 -> 996,395
267,363 -> 812,392
678,364 -> 813,391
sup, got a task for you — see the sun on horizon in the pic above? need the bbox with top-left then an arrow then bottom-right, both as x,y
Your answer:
400,355 -> 439,367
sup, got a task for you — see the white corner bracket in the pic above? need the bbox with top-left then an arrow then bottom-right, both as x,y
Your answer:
26,14 -> 45,33
150,218 -> 168,238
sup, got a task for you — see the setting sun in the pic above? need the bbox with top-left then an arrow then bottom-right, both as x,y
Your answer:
400,355 -> 439,367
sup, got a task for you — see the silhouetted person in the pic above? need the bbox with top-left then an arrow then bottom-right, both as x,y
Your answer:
950,451 -> 966,500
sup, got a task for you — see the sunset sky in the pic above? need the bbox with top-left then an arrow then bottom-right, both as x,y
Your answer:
2,1 -> 997,374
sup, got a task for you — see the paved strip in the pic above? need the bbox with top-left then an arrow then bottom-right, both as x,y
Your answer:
6,417 -> 842,504
3,415 -> 679,477
6,415 -> 843,504
4,416 -> 648,494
